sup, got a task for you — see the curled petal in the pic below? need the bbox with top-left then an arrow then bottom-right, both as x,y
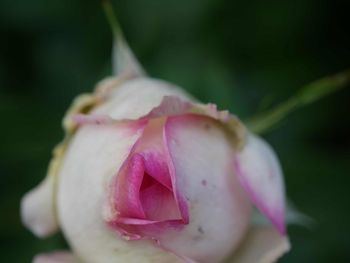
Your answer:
228,225 -> 290,263
234,134 -> 286,234
33,251 -> 80,263
114,154 -> 147,219
21,174 -> 58,238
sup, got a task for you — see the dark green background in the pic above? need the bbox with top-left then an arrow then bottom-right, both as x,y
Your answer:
1,0 -> 349,262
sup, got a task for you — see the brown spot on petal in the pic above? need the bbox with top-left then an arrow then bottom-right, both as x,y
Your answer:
204,123 -> 211,130
198,226 -> 204,234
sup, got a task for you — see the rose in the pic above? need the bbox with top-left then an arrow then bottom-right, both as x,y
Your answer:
21,76 -> 289,263
21,10 -> 290,261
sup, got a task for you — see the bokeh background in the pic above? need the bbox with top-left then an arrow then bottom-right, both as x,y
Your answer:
0,0 -> 349,262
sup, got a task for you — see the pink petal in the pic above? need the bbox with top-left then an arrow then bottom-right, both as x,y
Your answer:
114,153 -> 146,219
140,176 -> 181,220
234,134 -> 286,234
114,152 -> 181,222
109,119 -> 188,240
142,151 -> 172,190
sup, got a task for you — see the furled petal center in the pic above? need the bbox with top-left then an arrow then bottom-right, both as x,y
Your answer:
107,119 -> 188,242
118,152 -> 181,222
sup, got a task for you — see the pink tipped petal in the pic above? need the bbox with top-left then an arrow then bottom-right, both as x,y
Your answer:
228,225 -> 290,263
33,251 -> 80,263
21,175 -> 58,238
234,134 -> 286,234
163,114 -> 251,263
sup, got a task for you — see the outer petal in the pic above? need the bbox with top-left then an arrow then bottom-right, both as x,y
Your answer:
57,121 -> 179,263
74,93 -> 246,150
233,134 -> 286,234
162,114 -> 251,263
92,78 -> 192,120
228,225 -> 290,263
21,174 -> 58,238
33,251 -> 80,263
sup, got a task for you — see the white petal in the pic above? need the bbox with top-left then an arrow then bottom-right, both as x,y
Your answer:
21,174 -> 58,238
57,122 -> 179,263
33,251 -> 80,263
93,78 -> 193,120
234,134 -> 286,234
228,225 -> 290,263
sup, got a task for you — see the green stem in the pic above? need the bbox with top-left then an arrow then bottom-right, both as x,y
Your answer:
247,69 -> 350,134
101,0 -> 123,39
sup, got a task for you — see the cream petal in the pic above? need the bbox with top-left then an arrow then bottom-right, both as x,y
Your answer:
21,174 -> 58,238
227,225 -> 290,263
33,251 -> 80,263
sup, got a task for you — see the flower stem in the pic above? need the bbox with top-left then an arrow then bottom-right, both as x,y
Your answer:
247,69 -> 350,134
101,0 -> 123,38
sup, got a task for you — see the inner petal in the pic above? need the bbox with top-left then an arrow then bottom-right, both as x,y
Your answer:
140,172 -> 181,221
114,153 -> 146,219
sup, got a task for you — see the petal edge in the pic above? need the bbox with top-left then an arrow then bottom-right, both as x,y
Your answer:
234,134 -> 286,234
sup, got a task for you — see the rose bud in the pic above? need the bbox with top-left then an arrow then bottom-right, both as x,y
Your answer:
21,8 -> 290,263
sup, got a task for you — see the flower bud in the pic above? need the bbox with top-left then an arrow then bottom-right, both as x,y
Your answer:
21,19 -> 289,262
21,77 -> 289,263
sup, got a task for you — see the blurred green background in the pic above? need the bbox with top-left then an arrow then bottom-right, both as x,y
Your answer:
0,0 -> 349,262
